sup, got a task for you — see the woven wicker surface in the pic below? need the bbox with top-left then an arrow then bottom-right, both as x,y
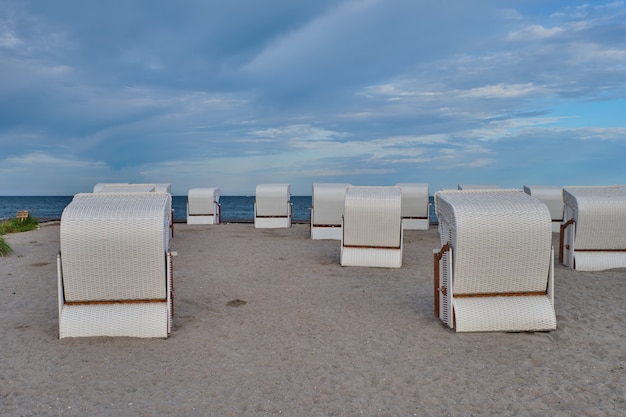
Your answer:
255,184 -> 291,216
59,302 -> 170,338
188,188 -> 220,215
311,183 -> 350,226
93,183 -> 172,193
60,192 -> 171,302
453,295 -> 556,332
396,183 -> 429,218
343,186 -> 402,248
563,186 -> 626,250
435,189 -> 552,294
457,184 -> 500,190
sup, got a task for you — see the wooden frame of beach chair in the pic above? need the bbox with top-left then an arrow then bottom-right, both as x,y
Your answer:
396,183 -> 430,230
559,185 -> 626,271
187,188 -> 221,225
433,189 -> 556,332
254,184 -> 292,228
94,183 -> 174,237
523,185 -> 564,233
57,192 -> 176,338
310,183 -> 350,240
341,186 -> 403,268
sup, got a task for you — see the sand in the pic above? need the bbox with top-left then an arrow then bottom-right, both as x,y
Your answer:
1,223 -> 624,417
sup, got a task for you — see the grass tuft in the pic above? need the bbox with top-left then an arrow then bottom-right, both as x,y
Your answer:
0,214 -> 39,256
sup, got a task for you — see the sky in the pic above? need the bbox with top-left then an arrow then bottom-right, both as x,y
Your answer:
1,0 -> 625,196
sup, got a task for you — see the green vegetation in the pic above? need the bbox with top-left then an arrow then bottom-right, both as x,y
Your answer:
0,214 -> 39,256
0,236 -> 11,256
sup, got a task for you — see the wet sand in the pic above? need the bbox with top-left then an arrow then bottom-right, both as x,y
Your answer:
1,223 -> 624,416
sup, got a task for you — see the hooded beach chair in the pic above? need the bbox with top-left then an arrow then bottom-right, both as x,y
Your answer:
433,189 -> 556,332
254,184 -> 292,228
57,192 -> 175,338
396,183 -> 430,230
341,186 -> 403,268
560,185 -> 626,271
310,183 -> 350,240
187,188 -> 221,225
523,185 -> 564,233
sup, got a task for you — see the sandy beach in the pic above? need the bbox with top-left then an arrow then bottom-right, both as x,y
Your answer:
1,222 -> 624,417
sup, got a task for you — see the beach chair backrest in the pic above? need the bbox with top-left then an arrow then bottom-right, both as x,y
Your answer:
312,183 -> 350,226
60,192 -> 171,302
343,186 -> 402,248
563,186 -> 626,250
255,184 -> 291,216
435,189 -> 552,295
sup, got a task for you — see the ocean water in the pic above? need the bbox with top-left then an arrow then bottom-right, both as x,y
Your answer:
0,195 -> 438,223
0,196 -> 312,222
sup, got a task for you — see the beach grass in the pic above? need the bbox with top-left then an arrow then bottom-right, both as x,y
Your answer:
0,214 -> 39,256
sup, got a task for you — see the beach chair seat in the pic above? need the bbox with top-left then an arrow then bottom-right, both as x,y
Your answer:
310,183 -> 350,240
523,185 -> 564,233
341,186 -> 403,268
254,184 -> 292,228
434,189 -> 556,332
57,192 -> 175,338
560,185 -> 626,271
396,183 -> 430,230
187,188 -> 221,225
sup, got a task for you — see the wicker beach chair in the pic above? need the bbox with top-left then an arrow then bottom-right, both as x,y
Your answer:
434,189 -> 556,332
310,183 -> 350,240
254,184 -> 292,228
57,192 -> 175,338
523,185 -> 564,233
396,183 -> 430,230
341,186 -> 403,268
187,188 -> 221,225
560,185 -> 626,271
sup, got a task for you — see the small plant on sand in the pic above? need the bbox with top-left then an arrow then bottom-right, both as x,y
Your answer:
0,214 -> 39,234
0,235 -> 12,257
0,214 -> 39,256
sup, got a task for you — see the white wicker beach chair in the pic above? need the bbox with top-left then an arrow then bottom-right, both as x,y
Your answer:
341,186 -> 403,268
310,183 -> 350,240
560,185 -> 626,271
57,192 -> 175,338
187,188 -> 221,225
254,184 -> 292,228
396,183 -> 430,230
523,185 -> 564,233
434,189 -> 556,332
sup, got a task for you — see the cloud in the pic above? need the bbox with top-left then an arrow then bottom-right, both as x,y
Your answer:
506,24 -> 565,41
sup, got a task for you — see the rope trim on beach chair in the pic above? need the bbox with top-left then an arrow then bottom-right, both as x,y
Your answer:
343,244 -> 401,250
433,244 -> 451,318
64,298 -> 167,305
453,291 -> 548,298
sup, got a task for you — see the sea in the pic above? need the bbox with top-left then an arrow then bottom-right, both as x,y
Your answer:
0,195 -> 439,224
